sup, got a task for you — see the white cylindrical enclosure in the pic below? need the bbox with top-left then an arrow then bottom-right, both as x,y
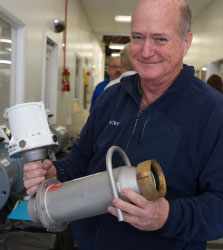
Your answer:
5,102 -> 58,161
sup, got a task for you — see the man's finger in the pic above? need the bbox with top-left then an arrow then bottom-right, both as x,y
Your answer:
121,188 -> 150,208
112,198 -> 143,217
24,176 -> 45,190
107,206 -> 117,217
107,205 -> 143,228
26,185 -> 39,196
24,168 -> 47,180
42,159 -> 53,169
24,162 -> 42,172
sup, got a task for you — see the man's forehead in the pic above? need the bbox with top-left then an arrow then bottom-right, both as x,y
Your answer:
137,0 -> 185,6
132,0 -> 185,17
110,58 -> 121,65
131,0 -> 182,31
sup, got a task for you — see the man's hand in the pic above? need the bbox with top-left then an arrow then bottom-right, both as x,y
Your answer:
107,188 -> 169,231
23,159 -> 57,196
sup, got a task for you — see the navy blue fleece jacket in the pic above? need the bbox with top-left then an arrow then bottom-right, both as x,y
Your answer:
54,65 -> 223,250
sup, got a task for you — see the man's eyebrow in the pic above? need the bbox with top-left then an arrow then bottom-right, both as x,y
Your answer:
131,32 -> 167,36
131,32 -> 142,35
152,33 -> 166,36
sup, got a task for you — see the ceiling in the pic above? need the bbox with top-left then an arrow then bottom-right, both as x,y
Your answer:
79,0 -> 214,56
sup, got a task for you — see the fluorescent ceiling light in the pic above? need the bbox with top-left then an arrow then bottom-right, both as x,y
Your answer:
111,53 -> 120,57
115,16 -> 131,23
0,39 -> 12,44
0,60 -> 11,64
202,67 -> 207,71
109,44 -> 125,50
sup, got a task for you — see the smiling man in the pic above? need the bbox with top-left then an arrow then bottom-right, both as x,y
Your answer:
129,0 -> 192,106
24,0 -> 223,249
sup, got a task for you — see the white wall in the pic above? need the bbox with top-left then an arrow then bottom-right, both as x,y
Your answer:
184,0 -> 223,70
0,0 -> 104,137
206,61 -> 222,80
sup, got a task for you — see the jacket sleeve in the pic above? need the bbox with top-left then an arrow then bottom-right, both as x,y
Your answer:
54,110 -> 97,182
89,86 -> 100,112
158,120 -> 223,241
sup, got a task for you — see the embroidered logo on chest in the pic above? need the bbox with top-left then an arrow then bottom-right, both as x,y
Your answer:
109,120 -> 120,126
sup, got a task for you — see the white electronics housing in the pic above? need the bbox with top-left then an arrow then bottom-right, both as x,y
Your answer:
5,102 -> 58,162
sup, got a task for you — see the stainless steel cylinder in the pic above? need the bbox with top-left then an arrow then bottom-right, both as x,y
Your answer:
28,165 -> 139,232
28,146 -> 167,232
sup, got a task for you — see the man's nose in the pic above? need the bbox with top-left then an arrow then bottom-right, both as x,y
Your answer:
141,38 -> 154,58
114,67 -> 122,73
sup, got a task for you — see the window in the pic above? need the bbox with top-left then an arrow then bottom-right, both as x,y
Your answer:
0,18 -> 11,124
42,36 -> 58,125
44,43 -> 53,109
0,7 -> 25,125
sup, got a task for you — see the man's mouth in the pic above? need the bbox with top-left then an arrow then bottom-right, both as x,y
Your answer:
139,61 -> 160,65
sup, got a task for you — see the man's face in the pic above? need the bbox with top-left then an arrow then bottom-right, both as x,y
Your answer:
107,58 -> 122,81
129,1 -> 192,84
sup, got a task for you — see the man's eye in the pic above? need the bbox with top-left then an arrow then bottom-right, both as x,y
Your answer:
131,35 -> 144,41
155,38 -> 168,44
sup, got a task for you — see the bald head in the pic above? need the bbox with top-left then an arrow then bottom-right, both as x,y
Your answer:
132,0 -> 191,38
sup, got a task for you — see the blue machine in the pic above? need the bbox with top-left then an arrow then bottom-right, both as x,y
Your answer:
0,126 -> 24,211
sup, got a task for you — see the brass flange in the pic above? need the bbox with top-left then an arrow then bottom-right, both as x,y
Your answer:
136,160 -> 166,201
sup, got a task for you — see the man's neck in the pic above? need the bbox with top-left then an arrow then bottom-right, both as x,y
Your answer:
140,83 -> 170,109
140,66 -> 183,108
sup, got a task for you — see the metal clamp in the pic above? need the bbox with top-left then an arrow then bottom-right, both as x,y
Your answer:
106,146 -> 131,222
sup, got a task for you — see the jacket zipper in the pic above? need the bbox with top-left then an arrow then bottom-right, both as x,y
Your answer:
124,105 -> 143,153
139,114 -> 150,143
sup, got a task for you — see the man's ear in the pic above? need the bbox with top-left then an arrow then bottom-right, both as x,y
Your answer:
183,32 -> 193,57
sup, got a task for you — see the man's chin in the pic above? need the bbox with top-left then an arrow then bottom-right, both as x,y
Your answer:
139,71 -> 162,82
115,74 -> 121,79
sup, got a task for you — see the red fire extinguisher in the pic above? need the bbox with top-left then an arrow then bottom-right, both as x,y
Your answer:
62,68 -> 70,92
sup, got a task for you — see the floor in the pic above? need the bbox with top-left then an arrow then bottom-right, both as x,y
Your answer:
0,221 -> 78,250
0,221 -> 223,250
0,231 -> 56,250
207,239 -> 223,250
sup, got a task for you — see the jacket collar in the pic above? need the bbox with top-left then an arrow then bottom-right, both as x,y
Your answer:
120,64 -> 195,105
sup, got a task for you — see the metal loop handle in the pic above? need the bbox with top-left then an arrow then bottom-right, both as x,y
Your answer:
106,146 -> 131,222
